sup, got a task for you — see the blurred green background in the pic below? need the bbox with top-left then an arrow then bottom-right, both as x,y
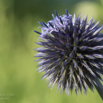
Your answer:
0,0 -> 103,103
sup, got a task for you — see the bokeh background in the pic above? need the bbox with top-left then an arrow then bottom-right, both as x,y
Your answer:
0,0 -> 103,103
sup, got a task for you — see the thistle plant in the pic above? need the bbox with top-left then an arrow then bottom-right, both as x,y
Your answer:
34,10 -> 103,100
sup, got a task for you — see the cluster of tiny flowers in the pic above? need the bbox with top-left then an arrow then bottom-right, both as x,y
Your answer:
34,10 -> 103,99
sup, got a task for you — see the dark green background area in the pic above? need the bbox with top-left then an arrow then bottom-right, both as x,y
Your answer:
0,0 -> 103,102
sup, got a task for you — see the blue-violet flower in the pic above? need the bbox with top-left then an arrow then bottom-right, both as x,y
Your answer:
34,10 -> 103,100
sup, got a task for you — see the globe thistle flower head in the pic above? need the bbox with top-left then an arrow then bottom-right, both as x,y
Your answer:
35,10 -> 103,100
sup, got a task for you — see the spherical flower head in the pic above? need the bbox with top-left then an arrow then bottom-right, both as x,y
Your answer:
34,10 -> 103,100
